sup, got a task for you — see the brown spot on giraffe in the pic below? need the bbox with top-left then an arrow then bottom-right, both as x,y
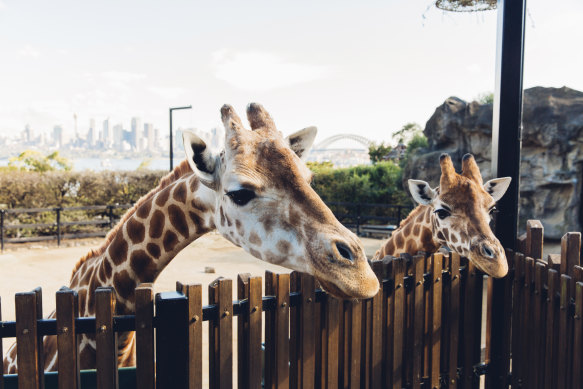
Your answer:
149,210 -> 165,239
173,181 -> 187,204
235,219 -> 244,235
136,198 -> 152,219
277,240 -> 291,254
147,243 -> 161,259
127,217 -> 145,244
249,231 -> 262,246
168,204 -> 189,238
250,248 -> 263,259
189,176 -> 199,193
114,270 -> 136,301
219,206 -> 226,227
155,186 -> 171,207
163,230 -> 179,252
395,233 -> 405,249
108,234 -> 128,265
413,224 -> 420,236
79,343 -> 97,370
103,258 -> 112,279
451,234 -> 458,244
130,250 -> 157,282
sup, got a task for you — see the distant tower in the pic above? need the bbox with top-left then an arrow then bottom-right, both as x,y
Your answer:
131,117 -> 141,151
88,118 -> 96,146
102,118 -> 110,147
53,125 -> 63,148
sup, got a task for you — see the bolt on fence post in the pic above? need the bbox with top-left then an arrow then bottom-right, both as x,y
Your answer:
56,207 -> 61,247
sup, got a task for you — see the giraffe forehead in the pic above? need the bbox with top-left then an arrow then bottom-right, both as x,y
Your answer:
440,178 -> 492,211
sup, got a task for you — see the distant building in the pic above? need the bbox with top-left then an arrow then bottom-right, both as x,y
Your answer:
131,117 -> 141,151
102,118 -> 111,147
113,124 -> 124,151
53,125 -> 63,147
144,123 -> 155,152
88,118 -> 96,146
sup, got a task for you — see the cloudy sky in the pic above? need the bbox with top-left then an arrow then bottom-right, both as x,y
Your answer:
0,0 -> 581,145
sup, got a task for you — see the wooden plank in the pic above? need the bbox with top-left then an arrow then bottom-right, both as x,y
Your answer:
362,288 -> 371,389
95,287 -> 118,389
383,257 -> 395,389
32,288 -> 44,389
561,232 -> 581,277
517,233 -> 527,255
56,287 -> 80,389
547,254 -> 561,272
557,274 -> 573,389
412,254 -> 424,389
462,260 -> 482,389
218,279 -> 233,389
511,253 -> 525,387
342,300 -> 350,389
370,261 -> 384,388
533,262 -> 547,389
288,272 -> 300,389
573,282 -> 583,389
264,271 -> 277,389
448,253 -> 461,389
430,253 -> 443,389
404,253 -> 414,387
423,254 -> 431,382
177,282 -> 203,389
275,274 -> 290,389
15,291 -> 39,389
324,295 -> 340,389
392,256 -> 405,389
544,269 -> 559,389
300,273 -> 316,389
349,300 -> 362,389
236,274 -> 262,389
135,283 -> 155,389
522,257 -> 534,388
237,274 -> 250,389
0,296 -> 4,389
526,220 -> 544,260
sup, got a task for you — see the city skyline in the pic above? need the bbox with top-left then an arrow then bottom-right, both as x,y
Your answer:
0,1 -> 582,145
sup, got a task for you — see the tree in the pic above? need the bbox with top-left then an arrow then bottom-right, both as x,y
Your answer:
368,142 -> 392,164
392,122 -> 423,144
475,92 -> 494,104
8,150 -> 72,172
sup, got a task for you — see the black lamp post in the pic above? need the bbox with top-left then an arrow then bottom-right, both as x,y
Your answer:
169,105 -> 192,171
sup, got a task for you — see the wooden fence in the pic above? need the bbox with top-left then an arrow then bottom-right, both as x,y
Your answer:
0,219 -> 581,389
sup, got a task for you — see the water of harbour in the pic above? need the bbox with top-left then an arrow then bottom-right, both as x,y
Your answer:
0,157 -> 184,172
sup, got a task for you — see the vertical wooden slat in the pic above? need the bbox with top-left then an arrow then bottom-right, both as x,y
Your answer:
264,271 -> 277,389
288,272 -> 300,389
95,287 -> 118,389
300,273 -> 316,389
56,287 -> 79,389
237,274 -> 262,389
32,288 -> 44,389
532,262 -> 546,389
342,300 -> 350,389
324,294 -> 340,389
405,254 -> 414,387
361,289 -> 371,389
511,253 -> 525,388
350,300 -> 362,389
572,282 -> 583,389
430,253 -> 443,389
177,282 -> 203,389
15,292 -> 39,389
383,257 -> 395,389
423,254 -> 431,383
274,274 -> 290,389
522,257 -> 534,388
218,279 -> 233,389
544,269 -> 559,389
448,253 -> 461,389
557,274 -> 573,389
392,256 -> 405,389
135,283 -> 155,389
0,296 -> 4,389
462,260 -> 482,389
561,232 -> 581,278
526,220 -> 544,260
370,261 -> 384,389
412,254 -> 424,389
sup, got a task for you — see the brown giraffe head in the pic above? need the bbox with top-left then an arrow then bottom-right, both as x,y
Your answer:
408,153 -> 511,278
182,103 -> 379,299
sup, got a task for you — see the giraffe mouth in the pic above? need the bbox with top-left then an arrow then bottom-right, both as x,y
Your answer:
317,278 -> 355,300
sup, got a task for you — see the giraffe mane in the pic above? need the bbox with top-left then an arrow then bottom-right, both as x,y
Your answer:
70,159 -> 194,280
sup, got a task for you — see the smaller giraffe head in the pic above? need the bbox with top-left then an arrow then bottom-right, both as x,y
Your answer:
182,103 -> 379,299
408,153 -> 511,278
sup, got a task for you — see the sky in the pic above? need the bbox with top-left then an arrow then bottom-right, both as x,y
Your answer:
0,0 -> 582,146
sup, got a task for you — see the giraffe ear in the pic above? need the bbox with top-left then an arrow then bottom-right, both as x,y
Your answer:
483,177 -> 511,202
182,131 -> 219,189
285,126 -> 317,160
408,179 -> 437,205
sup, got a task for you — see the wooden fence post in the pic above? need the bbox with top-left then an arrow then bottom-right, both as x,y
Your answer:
176,282 -> 203,389
544,269 -> 560,388
573,282 -> 583,389
156,290 -> 188,389
135,283 -> 155,389
56,287 -> 80,389
15,291 -> 40,389
448,253 -> 461,389
526,220 -> 544,260
208,278 -> 233,389
392,256 -> 406,389
95,287 -> 118,389
264,272 -> 290,389
237,274 -> 263,389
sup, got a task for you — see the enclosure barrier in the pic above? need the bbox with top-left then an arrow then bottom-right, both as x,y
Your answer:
0,219 -> 582,389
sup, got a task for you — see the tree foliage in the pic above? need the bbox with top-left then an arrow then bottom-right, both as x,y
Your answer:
475,92 -> 494,104
7,150 -> 73,172
368,142 -> 393,164
392,122 -> 423,144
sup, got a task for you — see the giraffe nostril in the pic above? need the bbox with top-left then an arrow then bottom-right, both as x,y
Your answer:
335,242 -> 354,262
481,244 -> 495,258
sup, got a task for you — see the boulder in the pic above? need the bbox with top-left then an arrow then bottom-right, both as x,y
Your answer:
404,86 -> 583,239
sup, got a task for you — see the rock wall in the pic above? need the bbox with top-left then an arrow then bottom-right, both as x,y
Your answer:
404,86 -> 583,239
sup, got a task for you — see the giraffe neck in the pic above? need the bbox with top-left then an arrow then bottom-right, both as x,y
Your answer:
375,205 -> 440,259
70,173 -> 216,316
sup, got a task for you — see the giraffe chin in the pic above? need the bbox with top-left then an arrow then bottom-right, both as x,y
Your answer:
317,278 -> 378,301
469,257 -> 509,278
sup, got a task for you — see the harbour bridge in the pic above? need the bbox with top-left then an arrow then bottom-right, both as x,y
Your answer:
313,134 -> 373,149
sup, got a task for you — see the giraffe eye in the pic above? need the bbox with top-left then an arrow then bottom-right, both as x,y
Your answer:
489,207 -> 498,215
435,209 -> 451,220
226,189 -> 256,206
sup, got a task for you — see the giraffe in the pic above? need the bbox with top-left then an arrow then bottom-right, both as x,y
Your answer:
4,103 -> 379,373
374,153 -> 511,278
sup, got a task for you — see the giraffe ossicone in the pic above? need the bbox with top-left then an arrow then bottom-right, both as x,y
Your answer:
375,153 -> 511,278
3,102 -> 379,373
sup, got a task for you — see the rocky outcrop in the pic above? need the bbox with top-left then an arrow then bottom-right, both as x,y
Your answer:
404,86 -> 583,239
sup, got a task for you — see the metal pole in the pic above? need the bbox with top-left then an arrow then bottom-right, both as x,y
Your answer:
488,0 -> 526,388
169,105 -> 192,172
